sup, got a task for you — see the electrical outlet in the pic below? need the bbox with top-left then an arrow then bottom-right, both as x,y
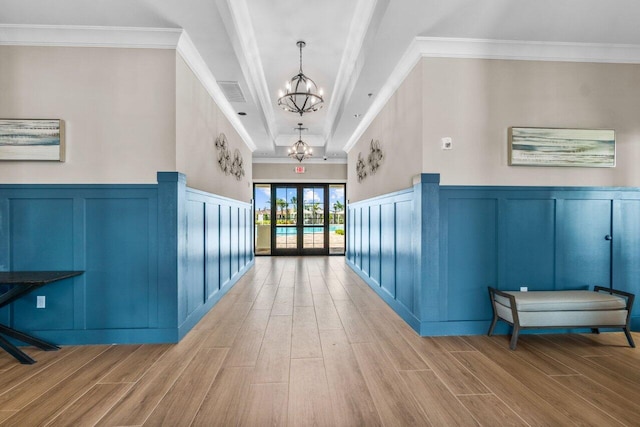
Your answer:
36,295 -> 46,308
520,286 -> 528,292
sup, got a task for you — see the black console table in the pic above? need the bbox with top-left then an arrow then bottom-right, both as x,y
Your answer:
0,271 -> 83,364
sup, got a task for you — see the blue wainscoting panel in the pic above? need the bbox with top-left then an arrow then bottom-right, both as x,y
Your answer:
178,188 -> 254,337
369,205 -> 381,287
0,172 -> 254,346
395,200 -> 414,313
348,208 -> 355,264
11,198 -> 75,331
445,198 -> 497,322
556,199 -> 612,290
614,199 -> 640,323
354,208 -> 361,269
85,197 -> 154,330
185,199 -> 206,318
347,188 -> 418,330
503,199 -> 556,291
220,205 -> 232,287
380,203 -> 395,297
361,206 -> 370,276
231,206 -> 239,277
206,203 -> 221,299
348,176 -> 640,336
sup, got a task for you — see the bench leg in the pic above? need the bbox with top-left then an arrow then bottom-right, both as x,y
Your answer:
487,315 -> 498,336
509,326 -> 520,350
623,327 -> 636,348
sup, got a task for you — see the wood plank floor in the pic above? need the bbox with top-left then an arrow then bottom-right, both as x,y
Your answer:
0,256 -> 638,426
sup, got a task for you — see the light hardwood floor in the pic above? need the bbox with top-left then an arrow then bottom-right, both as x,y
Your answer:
0,256 -> 639,426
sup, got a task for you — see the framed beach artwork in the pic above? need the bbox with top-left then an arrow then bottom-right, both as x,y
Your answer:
509,127 -> 615,168
0,119 -> 65,161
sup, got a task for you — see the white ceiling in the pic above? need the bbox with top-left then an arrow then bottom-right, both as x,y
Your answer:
3,0 -> 640,163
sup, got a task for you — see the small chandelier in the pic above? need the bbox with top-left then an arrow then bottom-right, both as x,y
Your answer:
288,123 -> 313,162
277,41 -> 324,116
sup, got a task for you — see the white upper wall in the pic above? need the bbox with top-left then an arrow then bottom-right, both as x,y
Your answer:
253,162 -> 347,183
0,42 -> 255,202
176,54 -> 253,202
347,52 -> 640,203
0,45 -> 177,183
347,62 -> 423,203
422,57 -> 640,186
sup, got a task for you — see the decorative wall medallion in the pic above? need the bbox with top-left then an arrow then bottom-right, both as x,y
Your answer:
214,133 -> 230,174
214,132 -> 227,151
218,147 -> 231,175
231,148 -> 245,181
355,138 -> 384,183
368,139 -> 383,174
356,152 -> 367,182
214,132 -> 244,179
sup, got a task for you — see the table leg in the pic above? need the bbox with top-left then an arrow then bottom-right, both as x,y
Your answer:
0,324 -> 59,351
0,334 -> 36,364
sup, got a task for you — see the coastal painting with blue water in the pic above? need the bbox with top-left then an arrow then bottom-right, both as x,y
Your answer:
0,119 -> 64,161
509,127 -> 615,167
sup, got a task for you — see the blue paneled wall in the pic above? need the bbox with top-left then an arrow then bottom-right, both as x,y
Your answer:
347,174 -> 640,335
0,172 -> 253,345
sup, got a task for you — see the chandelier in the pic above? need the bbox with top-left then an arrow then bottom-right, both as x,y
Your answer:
277,41 -> 324,116
288,123 -> 313,162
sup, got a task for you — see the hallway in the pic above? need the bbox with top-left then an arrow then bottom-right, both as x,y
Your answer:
0,256 -> 638,425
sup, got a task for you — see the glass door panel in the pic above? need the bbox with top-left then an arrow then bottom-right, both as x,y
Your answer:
274,186 -> 298,251
254,184 -> 271,255
329,184 -> 345,254
303,187 -> 325,250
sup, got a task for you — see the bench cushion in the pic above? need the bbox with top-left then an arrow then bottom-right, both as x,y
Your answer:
494,303 -> 628,327
494,290 -> 626,312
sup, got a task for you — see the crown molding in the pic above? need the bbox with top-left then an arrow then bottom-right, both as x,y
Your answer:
223,0 -> 278,146
343,37 -> 640,153
0,24 -> 257,152
177,31 -> 257,151
415,36 -> 640,64
322,0 -> 380,141
0,24 -> 182,48
343,36 -> 421,153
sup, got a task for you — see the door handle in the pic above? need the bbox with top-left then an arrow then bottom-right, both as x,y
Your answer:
605,235 -> 612,241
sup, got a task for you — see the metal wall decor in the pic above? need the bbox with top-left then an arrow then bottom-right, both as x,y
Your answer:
231,148 -> 245,180
356,152 -> 367,182
368,139 -> 383,174
355,139 -> 384,183
214,132 -> 245,180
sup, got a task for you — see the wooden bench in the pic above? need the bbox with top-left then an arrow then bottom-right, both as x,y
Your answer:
487,286 -> 635,350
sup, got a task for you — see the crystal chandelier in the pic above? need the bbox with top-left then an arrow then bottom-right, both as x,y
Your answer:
288,123 -> 313,162
277,41 -> 324,116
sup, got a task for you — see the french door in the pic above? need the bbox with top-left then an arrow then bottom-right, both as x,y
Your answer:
272,185 -> 326,255
254,183 -> 345,256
